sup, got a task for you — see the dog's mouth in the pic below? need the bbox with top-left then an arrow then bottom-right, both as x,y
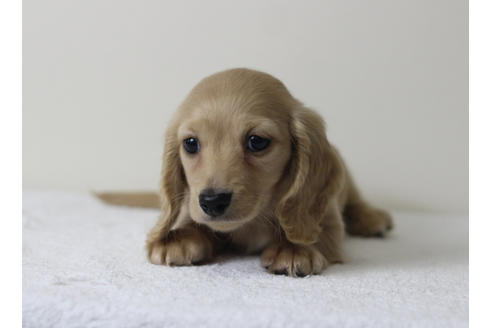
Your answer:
192,207 -> 256,232
201,217 -> 249,232
199,211 -> 248,227
202,213 -> 238,222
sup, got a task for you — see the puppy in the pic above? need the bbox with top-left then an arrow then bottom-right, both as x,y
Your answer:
99,68 -> 393,277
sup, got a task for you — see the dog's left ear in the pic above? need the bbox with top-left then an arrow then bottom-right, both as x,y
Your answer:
275,107 -> 345,245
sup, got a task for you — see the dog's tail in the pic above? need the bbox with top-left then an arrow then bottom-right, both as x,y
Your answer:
94,191 -> 161,209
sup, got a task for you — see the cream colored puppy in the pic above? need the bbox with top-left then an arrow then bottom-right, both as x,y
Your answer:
99,68 -> 393,277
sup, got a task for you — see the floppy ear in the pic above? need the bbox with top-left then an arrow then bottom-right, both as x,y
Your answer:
146,121 -> 187,248
275,107 -> 345,245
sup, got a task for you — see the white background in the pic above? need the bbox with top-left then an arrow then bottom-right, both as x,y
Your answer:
23,0 -> 468,213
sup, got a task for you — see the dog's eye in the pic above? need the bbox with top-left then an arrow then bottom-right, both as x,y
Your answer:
247,135 -> 270,152
183,137 -> 200,154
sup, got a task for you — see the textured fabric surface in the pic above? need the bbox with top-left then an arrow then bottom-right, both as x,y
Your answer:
22,191 -> 468,327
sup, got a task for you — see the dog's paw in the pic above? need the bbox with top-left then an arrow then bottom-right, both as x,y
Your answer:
147,228 -> 213,266
344,205 -> 393,238
260,242 -> 328,277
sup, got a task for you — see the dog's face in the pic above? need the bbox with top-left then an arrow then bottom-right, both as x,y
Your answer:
159,69 -> 343,244
175,81 -> 293,231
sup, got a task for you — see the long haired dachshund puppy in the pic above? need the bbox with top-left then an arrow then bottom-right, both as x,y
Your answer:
99,68 -> 393,277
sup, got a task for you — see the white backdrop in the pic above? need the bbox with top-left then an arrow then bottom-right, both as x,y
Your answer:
23,0 -> 468,213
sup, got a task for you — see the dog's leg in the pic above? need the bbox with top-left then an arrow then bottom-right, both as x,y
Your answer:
343,203 -> 393,237
339,170 -> 393,237
261,206 -> 344,277
147,224 -> 220,266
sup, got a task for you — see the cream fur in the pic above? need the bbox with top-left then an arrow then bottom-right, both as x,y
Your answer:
98,68 -> 393,277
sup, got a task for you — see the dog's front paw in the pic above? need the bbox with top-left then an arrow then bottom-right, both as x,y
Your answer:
147,228 -> 213,266
261,242 -> 328,277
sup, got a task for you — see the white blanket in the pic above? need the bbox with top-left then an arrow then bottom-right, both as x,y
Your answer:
22,191 -> 468,327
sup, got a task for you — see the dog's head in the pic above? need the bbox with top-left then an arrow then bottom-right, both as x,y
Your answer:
159,69 -> 343,244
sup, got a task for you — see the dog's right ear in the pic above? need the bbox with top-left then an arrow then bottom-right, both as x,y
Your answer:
146,120 -> 187,253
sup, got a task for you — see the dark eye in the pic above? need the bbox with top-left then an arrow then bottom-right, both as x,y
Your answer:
183,137 -> 200,154
247,135 -> 270,152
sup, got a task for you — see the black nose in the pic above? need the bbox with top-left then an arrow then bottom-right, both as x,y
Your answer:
199,189 -> 232,217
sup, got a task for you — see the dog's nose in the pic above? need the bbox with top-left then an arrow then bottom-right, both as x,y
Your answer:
199,189 -> 232,217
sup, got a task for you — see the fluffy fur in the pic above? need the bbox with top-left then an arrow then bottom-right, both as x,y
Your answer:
98,68 -> 393,277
